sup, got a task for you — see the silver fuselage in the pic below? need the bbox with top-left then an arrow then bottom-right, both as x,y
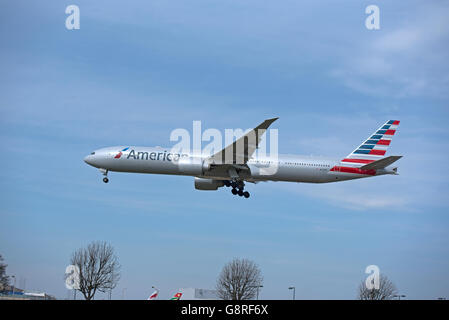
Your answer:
84,146 -> 394,183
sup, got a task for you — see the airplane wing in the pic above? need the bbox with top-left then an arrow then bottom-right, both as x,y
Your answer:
360,155 -> 402,170
209,117 -> 278,166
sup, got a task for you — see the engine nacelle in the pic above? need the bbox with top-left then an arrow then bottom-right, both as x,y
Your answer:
194,177 -> 224,190
177,157 -> 210,175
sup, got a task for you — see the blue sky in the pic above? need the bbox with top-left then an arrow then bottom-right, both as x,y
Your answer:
1,0 -> 448,299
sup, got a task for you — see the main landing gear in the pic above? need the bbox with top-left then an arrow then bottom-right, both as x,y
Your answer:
224,180 -> 250,198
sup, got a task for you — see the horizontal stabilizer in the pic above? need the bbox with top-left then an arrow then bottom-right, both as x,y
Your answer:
360,156 -> 402,170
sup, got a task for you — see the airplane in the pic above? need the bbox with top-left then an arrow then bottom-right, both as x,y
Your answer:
84,118 -> 402,198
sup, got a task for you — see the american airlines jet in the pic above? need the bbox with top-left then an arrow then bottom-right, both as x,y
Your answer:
84,118 -> 401,198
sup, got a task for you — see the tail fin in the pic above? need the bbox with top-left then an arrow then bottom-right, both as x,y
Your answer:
170,291 -> 182,300
342,120 -> 400,165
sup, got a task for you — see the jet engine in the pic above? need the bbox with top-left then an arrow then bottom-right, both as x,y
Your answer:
177,156 -> 211,175
194,177 -> 224,190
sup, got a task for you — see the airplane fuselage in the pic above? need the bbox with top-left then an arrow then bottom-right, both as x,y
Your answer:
84,146 -> 394,185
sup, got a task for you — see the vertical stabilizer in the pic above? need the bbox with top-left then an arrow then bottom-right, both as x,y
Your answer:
341,120 -> 400,166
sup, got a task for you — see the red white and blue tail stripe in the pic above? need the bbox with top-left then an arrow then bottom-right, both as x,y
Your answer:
342,120 -> 400,166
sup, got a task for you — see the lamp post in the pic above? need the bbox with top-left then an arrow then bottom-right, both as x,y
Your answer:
250,285 -> 263,300
288,286 -> 296,300
393,294 -> 406,300
11,275 -> 16,296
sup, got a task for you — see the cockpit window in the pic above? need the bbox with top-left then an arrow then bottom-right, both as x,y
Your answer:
90,152 -> 95,155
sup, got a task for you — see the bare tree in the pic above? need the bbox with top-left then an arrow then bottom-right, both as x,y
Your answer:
0,254 -> 9,291
358,274 -> 398,300
68,241 -> 120,300
216,258 -> 263,300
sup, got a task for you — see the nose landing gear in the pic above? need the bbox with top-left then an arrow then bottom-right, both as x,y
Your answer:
100,168 -> 109,183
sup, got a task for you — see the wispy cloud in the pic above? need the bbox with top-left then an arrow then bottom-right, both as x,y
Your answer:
278,115 -> 449,211
281,181 -> 412,211
331,3 -> 449,98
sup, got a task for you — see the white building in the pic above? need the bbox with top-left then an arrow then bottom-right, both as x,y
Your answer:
179,288 -> 217,300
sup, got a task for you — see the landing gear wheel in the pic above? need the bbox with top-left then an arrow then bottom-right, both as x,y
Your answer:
224,181 -> 231,187
231,188 -> 238,195
103,177 -> 109,183
243,191 -> 250,198
237,189 -> 244,197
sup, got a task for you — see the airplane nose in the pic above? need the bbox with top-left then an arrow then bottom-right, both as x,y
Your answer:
84,155 -> 93,165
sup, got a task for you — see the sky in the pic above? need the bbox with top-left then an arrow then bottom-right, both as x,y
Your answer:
1,0 -> 448,300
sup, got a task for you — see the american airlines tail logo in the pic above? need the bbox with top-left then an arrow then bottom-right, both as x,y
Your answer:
114,147 -> 129,159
